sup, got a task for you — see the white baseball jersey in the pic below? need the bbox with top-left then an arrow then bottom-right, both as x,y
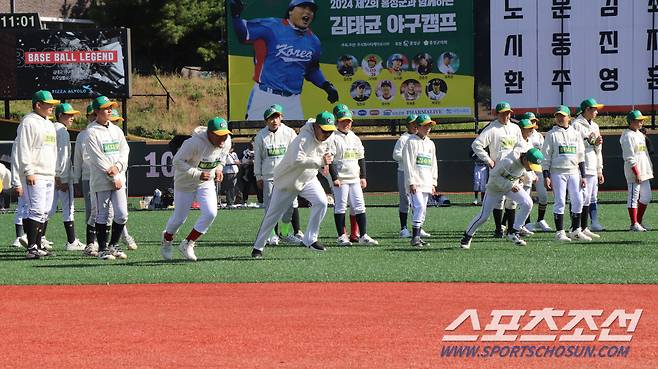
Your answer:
402,134 -> 438,193
572,115 -> 603,175
73,124 -> 93,183
14,112 -> 57,180
487,150 -> 526,193
273,120 -> 333,192
362,62 -> 382,76
253,123 -> 297,181
393,132 -> 412,172
620,129 -> 654,183
428,90 -> 446,100
330,130 -> 365,184
527,130 -> 544,150
0,163 -> 10,192
54,122 -> 73,184
85,120 -> 130,193
439,64 -> 455,74
471,119 -> 524,163
541,125 -> 585,175
173,126 -> 231,192
10,141 -> 20,187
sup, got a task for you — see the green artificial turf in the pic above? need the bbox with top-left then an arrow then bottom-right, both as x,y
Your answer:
0,204 -> 656,285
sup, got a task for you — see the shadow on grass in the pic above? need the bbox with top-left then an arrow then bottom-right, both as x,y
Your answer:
385,247 -> 460,252
31,256 -> 312,268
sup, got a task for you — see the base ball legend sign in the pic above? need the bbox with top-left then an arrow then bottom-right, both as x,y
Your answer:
491,0 -> 657,113
0,29 -> 131,99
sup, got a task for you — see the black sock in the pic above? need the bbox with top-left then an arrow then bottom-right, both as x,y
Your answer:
291,208 -> 300,233
525,216 -> 531,225
355,213 -> 367,237
501,211 -> 508,228
36,222 -> 44,248
274,223 -> 279,236
581,206 -> 590,230
334,213 -> 346,236
109,222 -> 125,246
412,226 -> 420,238
554,213 -> 564,231
493,209 -> 503,231
64,221 -> 76,244
462,232 -> 472,241
399,211 -> 408,230
538,204 -> 547,222
505,209 -> 515,232
96,223 -> 108,251
23,219 -> 38,247
42,220 -> 48,237
15,224 -> 24,238
86,224 -> 96,245
570,212 -> 581,232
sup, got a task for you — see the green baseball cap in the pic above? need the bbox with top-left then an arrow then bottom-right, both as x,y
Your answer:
333,104 -> 353,122
416,114 -> 436,126
521,112 -> 539,122
208,117 -> 231,136
580,98 -> 604,112
495,101 -> 513,113
263,104 -> 283,120
525,148 -> 544,172
32,90 -> 60,105
55,103 -> 80,116
109,109 -> 124,122
554,105 -> 571,117
86,103 -> 94,115
406,114 -> 418,124
626,110 -> 649,124
92,96 -> 118,110
517,118 -> 537,129
315,111 -> 337,132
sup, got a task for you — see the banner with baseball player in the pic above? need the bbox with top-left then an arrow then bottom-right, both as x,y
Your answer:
228,0 -> 475,121
490,0 -> 657,113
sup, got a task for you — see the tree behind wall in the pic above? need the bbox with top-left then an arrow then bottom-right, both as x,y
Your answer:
88,0 -> 226,73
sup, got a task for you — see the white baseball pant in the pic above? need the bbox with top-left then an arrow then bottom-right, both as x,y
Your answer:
14,195 -> 26,225
550,173 -> 583,214
49,182 -> 75,222
397,170 -> 409,213
88,192 -> 114,226
464,188 -> 533,236
409,192 -> 430,229
534,171 -> 548,204
590,181 -> 599,204
580,175 -> 597,207
333,182 -> 366,215
246,84 -> 303,121
93,189 -> 128,225
165,183 -> 218,235
627,181 -> 652,208
22,178 -> 55,223
263,179 -> 296,223
82,179 -> 93,224
254,179 -> 327,250
473,164 -> 488,192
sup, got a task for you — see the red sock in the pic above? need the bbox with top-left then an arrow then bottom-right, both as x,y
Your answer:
186,228 -> 203,241
638,202 -> 648,224
628,208 -> 638,225
350,215 -> 359,238
164,232 -> 174,241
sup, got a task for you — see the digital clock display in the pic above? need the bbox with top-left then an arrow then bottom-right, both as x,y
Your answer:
0,13 -> 41,30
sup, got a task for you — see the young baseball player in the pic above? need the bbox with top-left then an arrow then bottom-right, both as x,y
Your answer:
515,118 -> 539,236
329,104 -> 378,246
44,103 -> 85,251
402,114 -> 438,247
572,98 -> 604,239
469,147 -> 488,206
10,141 -> 28,248
620,110 -> 653,231
471,102 -> 524,238
73,104 -> 99,256
161,117 -> 232,261
253,104 -> 302,245
460,147 -> 544,249
251,111 -> 337,258
85,96 -> 130,260
521,112 -> 551,232
15,90 -> 60,259
542,105 -> 590,242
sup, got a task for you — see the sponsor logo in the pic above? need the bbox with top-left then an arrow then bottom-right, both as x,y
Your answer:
357,110 -> 367,116
558,145 -> 577,155
102,141 -> 120,153
369,109 -> 380,116
383,109 -> 393,116
275,44 -> 313,62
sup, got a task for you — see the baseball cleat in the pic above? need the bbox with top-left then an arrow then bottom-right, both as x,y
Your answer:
337,234 -> 352,246
25,246 -> 42,259
410,236 -> 423,247
41,236 -> 54,249
178,239 -> 197,261
307,241 -> 326,252
589,222 -> 605,231
399,228 -> 412,238
459,235 -> 472,249
493,229 -> 504,238
640,223 -> 652,231
358,234 -> 379,245
266,235 -> 280,246
555,230 -> 571,242
519,226 -> 534,236
524,223 -> 535,232
507,232 -> 527,246
84,243 -> 99,257
65,239 -> 86,251
471,199 -> 479,206
14,235 -> 27,248
535,220 -> 553,232
161,232 -> 173,260
581,228 -> 600,239
568,228 -> 592,241
121,234 -> 138,250
251,248 -> 263,258
420,229 -> 431,238
349,235 -> 359,243
109,245 -> 128,259
282,233 -> 303,245
630,223 -> 647,232
97,250 -> 116,260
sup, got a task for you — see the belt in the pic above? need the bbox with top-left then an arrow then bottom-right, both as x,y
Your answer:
258,84 -> 298,97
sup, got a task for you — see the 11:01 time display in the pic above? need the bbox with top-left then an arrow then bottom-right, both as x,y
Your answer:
0,13 -> 40,29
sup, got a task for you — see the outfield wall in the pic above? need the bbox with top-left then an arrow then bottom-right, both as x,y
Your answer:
1,134 -> 656,197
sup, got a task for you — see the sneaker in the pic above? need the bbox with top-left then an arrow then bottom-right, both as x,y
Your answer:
555,230 -> 572,242
581,228 -> 600,239
282,233 -> 303,245
307,241 -> 326,252
524,223 -> 535,232
84,243 -> 99,257
519,226 -> 534,236
568,228 -> 592,241
419,238 -> 429,246
471,199 -> 479,206
121,234 -> 138,250
25,246 -> 41,259
251,248 -> 263,258
411,236 -> 423,247
399,228 -> 412,238
266,235 -> 280,246
38,247 -> 54,257
295,230 -> 304,239
161,232 -> 173,260
14,235 -> 27,248
630,223 -> 647,232
65,239 -> 86,251
349,234 -> 359,243
493,229 -> 504,238
178,239 -> 197,261
507,232 -> 527,246
420,229 -> 431,237
535,220 -> 553,232
97,250 -> 116,260
459,235 -> 472,249
358,234 -> 379,245
41,236 -> 54,250
590,222 -> 605,231
337,234 -> 352,246
108,245 -> 128,259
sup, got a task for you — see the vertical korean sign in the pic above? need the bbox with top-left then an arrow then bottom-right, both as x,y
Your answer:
228,0 -> 474,121
491,0 -> 657,113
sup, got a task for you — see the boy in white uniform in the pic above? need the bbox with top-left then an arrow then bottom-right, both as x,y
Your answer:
85,96 -> 130,260
253,104 -> 301,245
542,105 -> 590,242
73,104 -> 99,255
11,142 -> 28,248
251,111 -> 337,258
161,117 -> 231,261
522,112 -> 551,232
460,148 -> 544,249
515,118 -> 539,236
329,104 -> 378,246
620,110 -> 653,231
572,98 -> 604,239
15,90 -> 60,259
402,114 -> 438,247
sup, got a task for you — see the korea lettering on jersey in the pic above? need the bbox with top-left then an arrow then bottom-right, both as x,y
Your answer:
245,18 -> 322,95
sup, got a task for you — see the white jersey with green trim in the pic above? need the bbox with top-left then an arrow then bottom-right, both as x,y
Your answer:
402,134 -> 438,193
173,126 -> 231,192
253,123 -> 296,181
541,125 -> 585,176
620,129 -> 654,183
329,130 -> 364,184
85,120 -> 130,193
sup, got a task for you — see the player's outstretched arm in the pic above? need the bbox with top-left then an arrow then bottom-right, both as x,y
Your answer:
306,62 -> 339,103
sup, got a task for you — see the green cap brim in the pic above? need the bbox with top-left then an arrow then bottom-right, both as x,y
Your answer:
319,124 -> 337,132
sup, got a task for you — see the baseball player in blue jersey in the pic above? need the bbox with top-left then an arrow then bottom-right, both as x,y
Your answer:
231,0 -> 339,120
